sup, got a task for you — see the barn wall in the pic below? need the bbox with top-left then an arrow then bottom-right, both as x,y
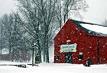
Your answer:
98,37 -> 107,64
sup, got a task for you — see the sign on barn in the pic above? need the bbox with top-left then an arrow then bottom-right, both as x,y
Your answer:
60,43 -> 77,52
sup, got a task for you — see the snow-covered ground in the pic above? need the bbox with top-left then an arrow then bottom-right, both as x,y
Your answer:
0,61 -> 107,73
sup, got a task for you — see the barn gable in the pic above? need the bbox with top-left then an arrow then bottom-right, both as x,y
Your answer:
54,19 -> 107,40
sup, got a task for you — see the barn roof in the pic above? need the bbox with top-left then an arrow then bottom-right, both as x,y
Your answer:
54,19 -> 107,40
72,19 -> 107,37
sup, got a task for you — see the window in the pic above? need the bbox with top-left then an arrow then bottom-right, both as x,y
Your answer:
78,52 -> 83,60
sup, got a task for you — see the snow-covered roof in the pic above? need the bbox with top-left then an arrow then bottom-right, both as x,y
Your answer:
54,19 -> 107,40
72,19 -> 107,36
53,19 -> 107,39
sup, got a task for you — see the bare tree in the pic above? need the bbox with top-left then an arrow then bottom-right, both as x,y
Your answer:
56,0 -> 88,28
0,13 -> 31,62
17,0 -> 59,63
0,14 -> 14,61
17,0 -> 42,63
16,0 -> 88,63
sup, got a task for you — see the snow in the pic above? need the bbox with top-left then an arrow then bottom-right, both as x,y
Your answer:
81,24 -> 107,34
0,62 -> 107,73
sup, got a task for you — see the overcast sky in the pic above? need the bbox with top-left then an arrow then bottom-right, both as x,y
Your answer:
82,0 -> 107,24
0,0 -> 16,17
0,0 -> 107,34
0,0 -> 107,23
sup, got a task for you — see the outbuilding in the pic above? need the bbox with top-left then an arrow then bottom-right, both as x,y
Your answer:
54,19 -> 107,65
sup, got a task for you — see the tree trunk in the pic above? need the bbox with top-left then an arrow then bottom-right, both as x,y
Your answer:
44,25 -> 49,63
32,47 -> 35,65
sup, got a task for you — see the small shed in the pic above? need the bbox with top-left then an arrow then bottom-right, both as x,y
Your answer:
54,19 -> 107,65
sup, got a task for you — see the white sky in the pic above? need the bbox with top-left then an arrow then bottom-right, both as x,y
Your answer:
0,0 -> 16,17
0,0 -> 107,23
0,0 -> 107,34
82,0 -> 107,24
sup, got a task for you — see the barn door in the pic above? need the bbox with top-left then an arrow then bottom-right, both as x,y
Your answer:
65,53 -> 72,63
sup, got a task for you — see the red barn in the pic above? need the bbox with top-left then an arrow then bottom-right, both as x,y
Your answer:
54,19 -> 107,65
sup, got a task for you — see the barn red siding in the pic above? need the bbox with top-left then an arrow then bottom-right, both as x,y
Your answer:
54,19 -> 107,65
98,37 -> 107,64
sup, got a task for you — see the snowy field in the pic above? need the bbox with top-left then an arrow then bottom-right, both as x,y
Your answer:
0,61 -> 107,73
